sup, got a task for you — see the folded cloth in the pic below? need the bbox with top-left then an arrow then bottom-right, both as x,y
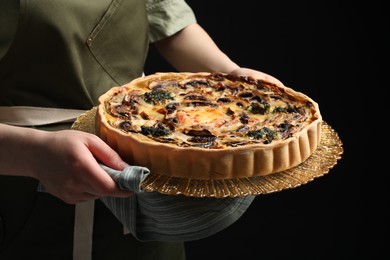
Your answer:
99,164 -> 255,242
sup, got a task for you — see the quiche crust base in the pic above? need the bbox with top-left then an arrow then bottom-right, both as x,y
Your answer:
96,72 -> 322,179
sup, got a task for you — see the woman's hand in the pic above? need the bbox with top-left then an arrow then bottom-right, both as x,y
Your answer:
0,124 -> 133,204
34,130 -> 134,204
229,67 -> 283,86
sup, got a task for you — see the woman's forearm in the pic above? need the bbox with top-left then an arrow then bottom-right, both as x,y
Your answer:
0,123 -> 44,177
154,23 -> 240,73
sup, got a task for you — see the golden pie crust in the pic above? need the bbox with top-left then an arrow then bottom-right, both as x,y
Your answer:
96,72 -> 322,179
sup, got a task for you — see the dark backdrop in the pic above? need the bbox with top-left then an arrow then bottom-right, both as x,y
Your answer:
144,1 -> 388,259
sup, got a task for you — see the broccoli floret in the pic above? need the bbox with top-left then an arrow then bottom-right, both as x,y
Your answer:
143,89 -> 174,104
246,127 -> 277,144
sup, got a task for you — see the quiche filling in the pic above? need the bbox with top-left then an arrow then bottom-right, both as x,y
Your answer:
103,73 -> 318,149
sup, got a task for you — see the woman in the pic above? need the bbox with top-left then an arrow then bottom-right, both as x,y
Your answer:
0,0 -> 281,259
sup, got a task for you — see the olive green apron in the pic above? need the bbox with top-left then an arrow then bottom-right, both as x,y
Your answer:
0,0 -> 185,259
0,0 -> 148,108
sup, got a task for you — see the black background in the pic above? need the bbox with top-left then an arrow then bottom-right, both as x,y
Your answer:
145,1 -> 388,259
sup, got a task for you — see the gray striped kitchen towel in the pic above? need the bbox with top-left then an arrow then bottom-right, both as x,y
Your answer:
100,164 -> 255,242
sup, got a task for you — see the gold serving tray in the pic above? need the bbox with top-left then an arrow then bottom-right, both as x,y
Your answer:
72,107 -> 343,198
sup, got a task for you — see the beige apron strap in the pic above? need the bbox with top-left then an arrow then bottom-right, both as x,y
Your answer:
73,200 -> 95,260
0,106 -> 87,126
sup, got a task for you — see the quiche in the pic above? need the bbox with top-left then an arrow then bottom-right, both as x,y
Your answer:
96,72 -> 322,179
